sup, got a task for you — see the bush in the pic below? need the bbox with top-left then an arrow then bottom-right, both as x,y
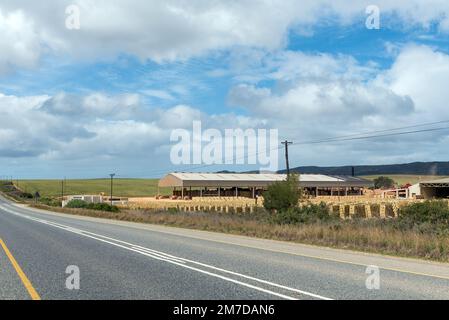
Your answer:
397,201 -> 449,234
66,199 -> 88,209
20,192 -> 34,199
263,174 -> 301,212
39,197 -> 62,207
65,200 -> 119,212
272,202 -> 336,225
86,203 -> 120,212
373,176 -> 395,189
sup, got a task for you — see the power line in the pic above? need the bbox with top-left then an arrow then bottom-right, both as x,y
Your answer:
113,123 -> 449,177
150,125 -> 449,175
283,119 -> 449,141
10,120 -> 449,178
292,126 -> 449,146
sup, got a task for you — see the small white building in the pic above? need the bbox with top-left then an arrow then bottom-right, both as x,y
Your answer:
62,195 -> 103,207
62,195 -> 129,207
408,183 -> 422,198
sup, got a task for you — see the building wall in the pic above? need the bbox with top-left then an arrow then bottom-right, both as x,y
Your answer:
408,183 -> 421,198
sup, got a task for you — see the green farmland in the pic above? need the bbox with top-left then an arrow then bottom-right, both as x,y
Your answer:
15,179 -> 172,198
13,175 -> 449,199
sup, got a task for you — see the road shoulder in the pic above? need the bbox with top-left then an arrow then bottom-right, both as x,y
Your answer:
0,238 -> 33,300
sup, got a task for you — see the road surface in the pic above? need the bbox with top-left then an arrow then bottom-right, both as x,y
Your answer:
1,195 -> 449,300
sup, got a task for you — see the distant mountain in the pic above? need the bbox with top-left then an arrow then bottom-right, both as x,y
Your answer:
279,161 -> 449,176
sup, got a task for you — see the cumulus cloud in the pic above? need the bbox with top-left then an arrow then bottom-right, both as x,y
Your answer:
379,45 -> 449,118
2,44 -> 448,168
0,90 -> 266,166
228,45 -> 449,165
0,92 -> 92,157
229,51 -> 414,127
40,92 -> 141,119
2,1 -> 449,72
0,9 -> 42,73
2,1 -> 449,174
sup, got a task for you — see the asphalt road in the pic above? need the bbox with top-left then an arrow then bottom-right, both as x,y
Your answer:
1,195 -> 449,300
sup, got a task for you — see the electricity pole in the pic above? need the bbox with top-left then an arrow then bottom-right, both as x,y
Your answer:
109,173 -> 116,206
281,140 -> 293,176
61,177 -> 67,206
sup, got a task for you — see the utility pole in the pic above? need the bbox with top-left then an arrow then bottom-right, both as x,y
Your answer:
281,140 -> 293,176
109,173 -> 116,206
61,179 -> 65,205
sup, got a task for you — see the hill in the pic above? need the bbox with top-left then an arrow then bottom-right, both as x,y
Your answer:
280,161 -> 449,176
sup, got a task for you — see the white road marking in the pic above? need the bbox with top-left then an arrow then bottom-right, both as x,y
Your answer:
0,204 -> 332,300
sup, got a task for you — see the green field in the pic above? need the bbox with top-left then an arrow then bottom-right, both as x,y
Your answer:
12,175 -> 449,198
361,175 -> 449,186
15,179 -> 172,198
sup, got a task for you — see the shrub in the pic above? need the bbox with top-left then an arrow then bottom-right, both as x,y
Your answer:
86,203 -> 120,212
39,197 -> 62,207
66,199 -> 89,208
373,176 -> 395,189
272,202 -> 336,225
263,174 -> 301,212
65,200 -> 119,212
397,201 -> 449,234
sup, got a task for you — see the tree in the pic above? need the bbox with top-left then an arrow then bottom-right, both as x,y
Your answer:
263,174 -> 301,212
373,176 -> 395,189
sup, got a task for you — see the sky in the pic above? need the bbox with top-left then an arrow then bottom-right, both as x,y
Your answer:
1,0 -> 449,178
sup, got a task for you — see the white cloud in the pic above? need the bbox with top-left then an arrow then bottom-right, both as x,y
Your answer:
41,92 -> 141,119
0,9 -> 42,73
0,90 -> 266,167
2,1 -> 449,71
2,2 -> 449,173
228,45 -> 449,165
379,45 -> 449,118
2,44 -> 449,167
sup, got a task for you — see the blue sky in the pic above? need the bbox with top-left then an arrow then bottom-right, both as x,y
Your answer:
1,1 -> 449,178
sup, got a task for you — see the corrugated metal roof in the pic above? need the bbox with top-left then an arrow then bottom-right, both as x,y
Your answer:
159,172 -> 373,188
421,177 -> 449,184
169,172 -> 288,181
168,172 -> 358,182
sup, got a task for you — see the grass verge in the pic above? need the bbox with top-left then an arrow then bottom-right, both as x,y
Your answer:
31,204 -> 449,262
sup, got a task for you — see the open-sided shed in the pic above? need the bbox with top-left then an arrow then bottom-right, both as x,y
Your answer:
159,173 -> 373,198
419,178 -> 449,199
